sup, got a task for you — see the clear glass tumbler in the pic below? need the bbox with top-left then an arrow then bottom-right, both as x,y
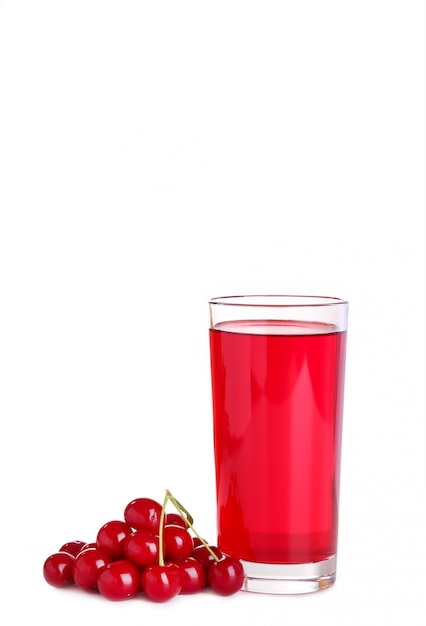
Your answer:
209,295 -> 348,593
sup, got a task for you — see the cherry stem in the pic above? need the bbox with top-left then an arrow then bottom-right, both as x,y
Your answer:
158,491 -> 169,566
165,489 -> 221,563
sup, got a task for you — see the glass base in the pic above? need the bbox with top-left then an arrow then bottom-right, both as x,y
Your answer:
241,555 -> 336,594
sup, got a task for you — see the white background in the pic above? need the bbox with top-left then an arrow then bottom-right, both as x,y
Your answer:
0,1 -> 425,624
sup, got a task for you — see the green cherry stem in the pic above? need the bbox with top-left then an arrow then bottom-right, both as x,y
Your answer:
165,489 -> 221,563
158,491 -> 170,566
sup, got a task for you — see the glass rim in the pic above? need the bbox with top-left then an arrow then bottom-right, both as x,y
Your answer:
209,295 -> 348,308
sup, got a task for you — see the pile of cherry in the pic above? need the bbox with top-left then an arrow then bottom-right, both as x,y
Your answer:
43,491 -> 244,602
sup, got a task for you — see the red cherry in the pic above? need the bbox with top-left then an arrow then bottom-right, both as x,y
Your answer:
123,531 -> 159,569
72,547 -> 111,591
176,557 -> 206,594
208,557 -> 244,595
124,498 -> 162,532
59,541 -> 87,557
97,560 -> 140,601
96,520 -> 132,559
192,536 -> 206,549
166,513 -> 187,528
43,552 -> 75,587
164,525 -> 193,561
141,563 -> 182,602
192,544 -> 223,569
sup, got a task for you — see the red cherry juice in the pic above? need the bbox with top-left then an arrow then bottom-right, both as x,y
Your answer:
209,320 -> 346,564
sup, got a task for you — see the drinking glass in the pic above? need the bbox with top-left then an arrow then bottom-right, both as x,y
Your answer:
209,295 -> 348,593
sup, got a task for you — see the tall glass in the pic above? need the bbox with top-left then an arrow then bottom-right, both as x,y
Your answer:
209,295 -> 348,593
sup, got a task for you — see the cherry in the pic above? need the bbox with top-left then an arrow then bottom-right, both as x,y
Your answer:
124,497 -> 162,532
59,541 -> 87,557
208,557 -> 245,595
97,560 -> 140,601
176,557 -> 206,594
123,531 -> 159,569
192,536 -> 206,549
166,512 -> 187,528
72,547 -> 111,591
141,563 -> 182,602
192,544 -> 223,569
43,552 -> 75,588
96,520 -> 132,559
164,525 -> 193,561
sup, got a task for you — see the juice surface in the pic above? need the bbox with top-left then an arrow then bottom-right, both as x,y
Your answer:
209,320 -> 346,564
